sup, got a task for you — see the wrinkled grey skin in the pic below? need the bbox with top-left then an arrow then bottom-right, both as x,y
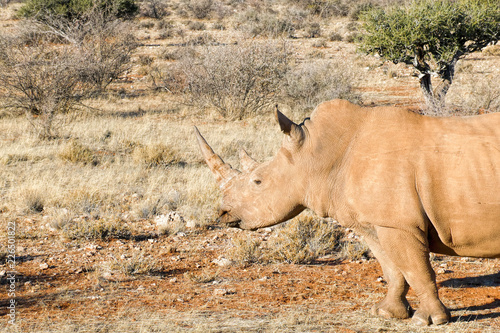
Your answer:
195,99 -> 500,325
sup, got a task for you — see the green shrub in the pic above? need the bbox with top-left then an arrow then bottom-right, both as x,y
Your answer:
359,0 -> 500,110
19,0 -> 139,21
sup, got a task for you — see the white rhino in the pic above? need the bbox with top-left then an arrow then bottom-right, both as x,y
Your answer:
195,99 -> 500,325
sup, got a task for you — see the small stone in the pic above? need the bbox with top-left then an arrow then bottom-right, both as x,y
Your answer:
186,219 -> 197,229
169,277 -> 177,283
40,263 -> 49,270
212,257 -> 232,267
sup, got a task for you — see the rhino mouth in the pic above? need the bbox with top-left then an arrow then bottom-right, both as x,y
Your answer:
217,209 -> 241,228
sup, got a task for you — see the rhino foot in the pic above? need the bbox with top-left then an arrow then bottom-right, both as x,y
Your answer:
411,307 -> 450,326
371,299 -> 412,319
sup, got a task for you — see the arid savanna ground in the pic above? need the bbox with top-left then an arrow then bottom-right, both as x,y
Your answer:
0,1 -> 499,332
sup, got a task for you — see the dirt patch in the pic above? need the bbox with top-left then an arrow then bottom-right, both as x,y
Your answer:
1,221 -> 499,332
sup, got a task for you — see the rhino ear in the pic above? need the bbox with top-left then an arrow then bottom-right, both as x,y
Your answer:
239,149 -> 259,172
194,126 -> 239,187
275,105 -> 305,148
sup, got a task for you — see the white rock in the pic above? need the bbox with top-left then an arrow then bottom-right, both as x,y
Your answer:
212,257 -> 232,267
186,219 -> 197,229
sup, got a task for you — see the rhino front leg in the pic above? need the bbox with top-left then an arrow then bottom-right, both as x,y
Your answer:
364,236 -> 412,319
375,227 -> 450,325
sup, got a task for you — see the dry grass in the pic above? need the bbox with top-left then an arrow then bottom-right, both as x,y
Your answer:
226,212 -> 370,265
185,268 -> 220,284
265,214 -> 344,264
58,139 -> 99,165
132,142 -> 182,168
9,305 -> 499,333
61,218 -> 132,241
100,253 -> 162,276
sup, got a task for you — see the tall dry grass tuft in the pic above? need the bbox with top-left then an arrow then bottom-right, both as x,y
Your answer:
99,253 -> 162,276
132,143 -> 182,168
226,213 -> 347,265
266,215 -> 343,264
20,188 -> 45,214
226,233 -> 263,266
61,218 -> 131,241
59,139 -> 99,165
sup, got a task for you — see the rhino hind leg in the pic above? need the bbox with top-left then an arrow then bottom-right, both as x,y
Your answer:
364,237 -> 412,319
375,227 -> 451,325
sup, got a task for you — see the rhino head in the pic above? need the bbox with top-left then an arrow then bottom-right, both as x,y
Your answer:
194,107 -> 309,230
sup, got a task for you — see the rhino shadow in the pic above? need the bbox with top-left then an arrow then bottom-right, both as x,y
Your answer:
441,272 -> 500,288
450,298 -> 500,322
441,272 -> 500,322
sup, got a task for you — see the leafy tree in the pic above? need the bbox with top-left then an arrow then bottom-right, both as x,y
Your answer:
359,0 -> 500,109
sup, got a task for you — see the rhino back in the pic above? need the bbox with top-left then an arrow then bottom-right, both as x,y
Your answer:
337,109 -> 500,258
415,113 -> 500,257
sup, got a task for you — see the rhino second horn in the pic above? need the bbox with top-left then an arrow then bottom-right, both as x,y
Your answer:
194,126 -> 239,186
239,149 -> 259,172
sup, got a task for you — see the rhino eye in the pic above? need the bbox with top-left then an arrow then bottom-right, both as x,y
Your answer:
254,179 -> 262,185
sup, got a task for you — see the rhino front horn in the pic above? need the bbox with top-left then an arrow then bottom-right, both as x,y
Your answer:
194,126 -> 239,187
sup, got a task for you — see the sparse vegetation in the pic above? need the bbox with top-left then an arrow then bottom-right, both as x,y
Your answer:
284,59 -> 361,112
226,233 -> 263,266
1,0 -> 499,331
0,5 -> 138,138
19,0 -> 139,21
180,40 -> 290,119
21,188 -> 45,214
